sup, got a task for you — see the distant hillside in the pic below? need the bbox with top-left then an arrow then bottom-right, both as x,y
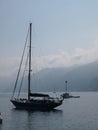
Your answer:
1,60 -> 98,92
30,60 -> 98,92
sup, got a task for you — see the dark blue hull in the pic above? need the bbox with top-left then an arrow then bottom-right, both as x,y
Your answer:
11,99 -> 63,110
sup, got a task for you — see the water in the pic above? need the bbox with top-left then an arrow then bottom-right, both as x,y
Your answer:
0,92 -> 98,130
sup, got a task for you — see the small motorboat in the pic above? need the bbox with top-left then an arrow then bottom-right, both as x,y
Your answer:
61,81 -> 80,99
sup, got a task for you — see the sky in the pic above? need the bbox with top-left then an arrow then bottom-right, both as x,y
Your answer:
0,0 -> 98,77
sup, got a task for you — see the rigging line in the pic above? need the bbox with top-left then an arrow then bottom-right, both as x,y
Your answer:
11,26 -> 30,99
17,52 -> 29,98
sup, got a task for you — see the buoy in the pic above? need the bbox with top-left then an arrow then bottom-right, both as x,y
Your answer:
0,112 -> 2,124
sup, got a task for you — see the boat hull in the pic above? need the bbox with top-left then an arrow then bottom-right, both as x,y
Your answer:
11,99 -> 63,110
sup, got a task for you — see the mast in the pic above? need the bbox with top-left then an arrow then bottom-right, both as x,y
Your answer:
65,81 -> 68,93
28,23 -> 32,101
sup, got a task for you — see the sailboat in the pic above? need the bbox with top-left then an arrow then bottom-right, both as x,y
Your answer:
10,23 -> 64,110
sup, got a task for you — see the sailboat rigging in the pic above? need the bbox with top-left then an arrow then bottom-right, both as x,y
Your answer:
10,23 -> 64,110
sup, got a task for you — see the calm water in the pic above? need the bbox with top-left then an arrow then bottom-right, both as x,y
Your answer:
0,92 -> 98,130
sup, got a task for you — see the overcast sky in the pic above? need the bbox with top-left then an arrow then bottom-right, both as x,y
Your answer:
0,0 -> 98,77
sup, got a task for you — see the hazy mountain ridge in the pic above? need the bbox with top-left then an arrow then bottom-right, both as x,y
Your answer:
1,61 -> 98,92
31,61 -> 98,92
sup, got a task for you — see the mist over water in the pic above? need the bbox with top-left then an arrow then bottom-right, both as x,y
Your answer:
0,92 -> 98,130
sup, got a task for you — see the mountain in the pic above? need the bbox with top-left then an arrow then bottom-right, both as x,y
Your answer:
1,60 -> 98,92
31,61 -> 98,92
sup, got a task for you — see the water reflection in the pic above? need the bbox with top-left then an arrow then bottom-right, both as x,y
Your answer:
0,124 -> 2,130
10,108 -> 63,130
25,109 -> 63,130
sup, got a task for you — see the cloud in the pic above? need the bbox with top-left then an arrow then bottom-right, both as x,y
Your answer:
0,57 -> 19,77
32,43 -> 98,71
73,44 -> 98,64
0,43 -> 98,77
